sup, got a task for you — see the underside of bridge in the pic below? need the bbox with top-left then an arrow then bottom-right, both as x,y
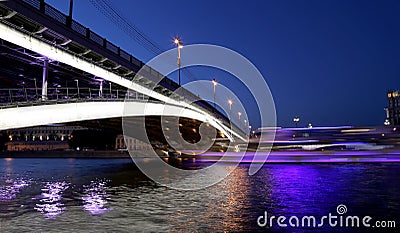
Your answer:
0,39 -> 91,88
0,38 -> 143,103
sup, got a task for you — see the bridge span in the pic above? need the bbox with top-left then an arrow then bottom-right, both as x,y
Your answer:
0,0 -> 247,141
0,97 -> 236,141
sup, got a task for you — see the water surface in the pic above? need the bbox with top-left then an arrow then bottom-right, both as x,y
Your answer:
0,158 -> 399,232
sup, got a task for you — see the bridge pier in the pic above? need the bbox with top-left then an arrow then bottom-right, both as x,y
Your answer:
41,59 -> 49,101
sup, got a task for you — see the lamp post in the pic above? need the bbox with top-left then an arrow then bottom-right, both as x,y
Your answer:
109,82 -> 112,98
74,79 -> 79,98
66,0 -> 73,27
293,116 -> 300,127
238,112 -> 242,120
212,79 -> 217,113
174,38 -> 183,86
384,119 -> 390,126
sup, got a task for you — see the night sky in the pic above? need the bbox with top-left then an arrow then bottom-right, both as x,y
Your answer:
46,0 -> 400,129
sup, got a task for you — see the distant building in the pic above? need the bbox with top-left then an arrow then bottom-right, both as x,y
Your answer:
5,141 -> 70,151
386,90 -> 400,125
115,135 -> 153,152
5,125 -> 84,151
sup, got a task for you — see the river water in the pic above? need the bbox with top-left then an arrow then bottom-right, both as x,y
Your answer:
0,158 -> 399,232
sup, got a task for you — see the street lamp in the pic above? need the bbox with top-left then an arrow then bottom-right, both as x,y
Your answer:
174,38 -> 183,86
238,111 -> 242,120
384,119 -> 390,126
212,79 -> 217,113
74,79 -> 79,98
293,116 -> 300,127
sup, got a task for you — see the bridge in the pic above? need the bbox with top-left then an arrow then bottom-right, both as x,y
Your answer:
0,0 -> 247,142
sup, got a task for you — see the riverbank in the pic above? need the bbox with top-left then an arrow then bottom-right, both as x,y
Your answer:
2,149 -> 400,163
0,150 -> 130,158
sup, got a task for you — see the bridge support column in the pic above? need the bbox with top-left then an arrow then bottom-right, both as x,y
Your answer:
41,59 -> 49,101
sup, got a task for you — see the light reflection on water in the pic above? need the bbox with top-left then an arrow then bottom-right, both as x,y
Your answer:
0,178 -> 30,201
0,158 -> 399,232
34,181 -> 69,219
82,180 -> 110,215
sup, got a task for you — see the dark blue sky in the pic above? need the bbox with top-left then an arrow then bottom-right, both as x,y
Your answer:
47,0 -> 400,128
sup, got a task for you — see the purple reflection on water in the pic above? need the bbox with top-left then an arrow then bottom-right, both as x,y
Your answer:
0,178 -> 30,201
82,180 -> 110,215
34,181 -> 69,219
198,150 -> 400,163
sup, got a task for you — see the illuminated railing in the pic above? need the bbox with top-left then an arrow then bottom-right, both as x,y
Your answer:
0,88 -> 150,109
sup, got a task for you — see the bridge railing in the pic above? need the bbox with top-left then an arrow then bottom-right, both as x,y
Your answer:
0,88 -> 150,108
